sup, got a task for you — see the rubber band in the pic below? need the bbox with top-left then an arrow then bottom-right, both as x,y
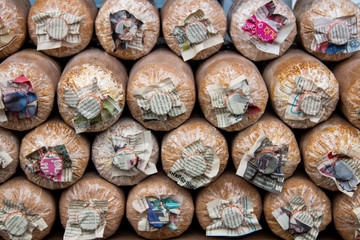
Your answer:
224,91 -> 246,106
184,20 -> 207,34
148,91 -> 174,104
115,147 -> 138,165
327,21 -> 348,43
4,211 -> 29,224
220,206 -> 243,219
79,94 -> 104,115
4,88 -> 29,103
76,206 -> 101,225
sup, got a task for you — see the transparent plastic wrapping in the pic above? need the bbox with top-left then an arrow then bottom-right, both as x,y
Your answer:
0,127 -> 19,183
264,174 -> 332,240
294,0 -> 360,61
333,52 -> 360,129
161,0 -> 226,60
196,51 -> 268,132
127,48 -> 196,131
0,176 -> 56,240
0,0 -> 30,59
195,172 -> 262,233
229,0 -> 297,61
28,0 -> 97,58
300,115 -> 360,192
59,172 -> 126,239
0,49 -> 61,131
161,118 -> 228,189
333,188 -> 360,240
19,118 -> 90,190
57,48 -> 127,133
95,0 -> 160,60
92,117 -> 159,186
232,113 -> 300,180
263,49 -> 339,129
126,173 -> 194,239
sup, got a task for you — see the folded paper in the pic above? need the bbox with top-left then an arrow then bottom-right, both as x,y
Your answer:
207,77 -> 261,128
242,1 -> 295,55
312,15 -> 360,54
168,140 -> 220,189
64,199 -> 108,240
131,78 -> 186,122
132,195 -> 183,232
236,135 -> 288,193
25,144 -> 72,183
64,78 -> 122,133
171,10 -> 224,61
0,148 -> 13,169
206,196 -> 262,237
0,75 -> 38,123
272,195 -> 324,240
32,12 -> 83,50
110,10 -> 144,51
111,130 -> 157,177
0,199 -> 48,240
317,150 -> 360,197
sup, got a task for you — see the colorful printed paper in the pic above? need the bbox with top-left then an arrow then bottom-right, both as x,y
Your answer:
312,15 -> 360,54
0,75 -> 38,122
0,199 -> 48,240
272,195 -> 324,240
206,196 -> 262,237
25,144 -> 72,183
110,10 -> 144,51
132,195 -> 183,232
236,135 -> 288,193
0,148 -> 13,169
242,1 -> 295,55
32,12 -> 83,50
206,77 -> 261,128
317,151 -> 360,197
171,10 -> 224,61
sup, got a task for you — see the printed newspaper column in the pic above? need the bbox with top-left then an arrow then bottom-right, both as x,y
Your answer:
131,78 -> 186,122
0,199 -> 48,240
241,1 -> 295,55
205,196 -> 261,237
167,140 -> 220,189
64,78 -> 123,133
132,195 -> 183,232
317,150 -> 360,196
312,15 -> 360,54
32,12 -> 83,50
63,200 -> 108,240
110,10 -> 144,51
171,10 -> 224,61
0,148 -> 13,169
236,135 -> 288,193
206,77 -> 261,128
0,75 -> 38,122
353,208 -> 360,239
284,76 -> 332,123
0,17 -> 16,51
111,131 -> 157,177
25,144 -> 73,183
272,195 -> 324,240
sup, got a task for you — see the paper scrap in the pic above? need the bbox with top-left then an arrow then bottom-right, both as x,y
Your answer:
131,78 -> 186,122
206,196 -> 262,237
236,135 -> 288,193
272,195 -> 324,240
171,10 -> 224,61
317,150 -> 360,197
207,77 -> 261,128
0,148 -> 13,169
0,199 -> 48,240
111,130 -> 157,177
132,195 -> 183,232
167,140 -> 220,189
32,12 -> 83,50
242,1 -> 295,55
64,199 -> 108,240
